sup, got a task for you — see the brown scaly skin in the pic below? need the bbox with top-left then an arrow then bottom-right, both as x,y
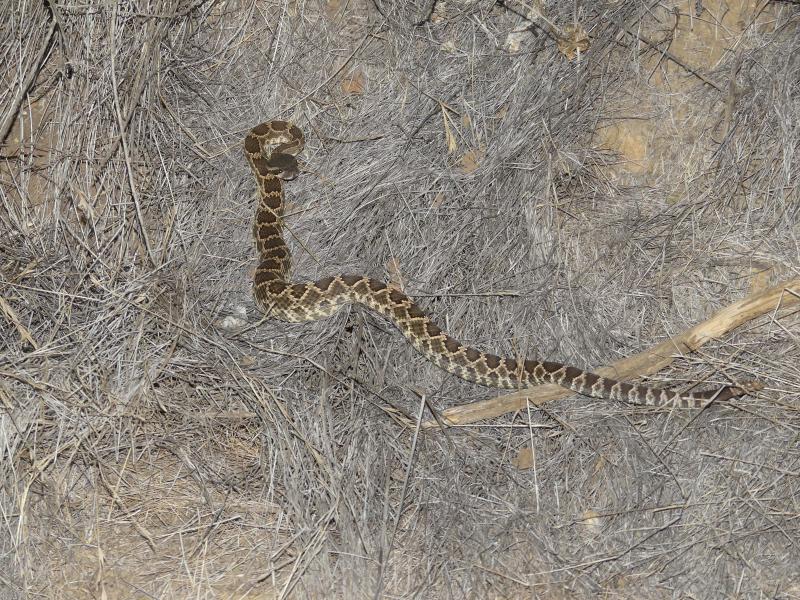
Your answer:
246,120 -> 762,408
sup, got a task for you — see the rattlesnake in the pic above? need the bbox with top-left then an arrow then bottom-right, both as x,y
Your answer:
245,120 -> 760,408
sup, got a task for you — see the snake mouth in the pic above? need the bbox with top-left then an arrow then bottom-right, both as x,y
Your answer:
279,170 -> 299,181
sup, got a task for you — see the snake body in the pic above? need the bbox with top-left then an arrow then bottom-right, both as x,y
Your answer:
246,120 -> 759,408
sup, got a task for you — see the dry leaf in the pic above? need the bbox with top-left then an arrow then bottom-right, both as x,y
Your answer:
580,510 -> 602,533
341,69 -> 366,95
441,39 -> 457,53
557,24 -> 589,60
459,145 -> 485,174
0,296 -> 38,349
431,0 -> 446,23
441,107 -> 458,154
514,446 -> 534,469
749,264 -> 774,295
587,455 -> 607,488
504,30 -> 525,54
386,257 -> 404,291
325,0 -> 343,20
75,190 -> 96,225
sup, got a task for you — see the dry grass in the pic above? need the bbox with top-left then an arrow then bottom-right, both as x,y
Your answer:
1,0 -> 798,598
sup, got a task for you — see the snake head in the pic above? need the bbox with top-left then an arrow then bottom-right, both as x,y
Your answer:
265,152 -> 300,180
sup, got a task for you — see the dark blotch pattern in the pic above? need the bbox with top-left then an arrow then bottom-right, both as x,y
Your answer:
425,321 -> 442,337
444,338 -> 461,353
464,347 -> 480,362
341,275 -> 362,286
368,280 -> 387,292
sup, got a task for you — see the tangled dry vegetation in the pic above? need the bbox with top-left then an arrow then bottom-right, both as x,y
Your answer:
1,0 -> 798,598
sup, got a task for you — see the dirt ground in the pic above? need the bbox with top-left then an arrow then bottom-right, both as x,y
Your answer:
1,1 -> 798,598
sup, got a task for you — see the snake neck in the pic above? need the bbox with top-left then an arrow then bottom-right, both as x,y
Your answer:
253,173 -> 291,285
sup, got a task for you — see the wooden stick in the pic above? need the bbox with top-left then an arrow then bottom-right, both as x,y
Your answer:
423,277 -> 799,428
